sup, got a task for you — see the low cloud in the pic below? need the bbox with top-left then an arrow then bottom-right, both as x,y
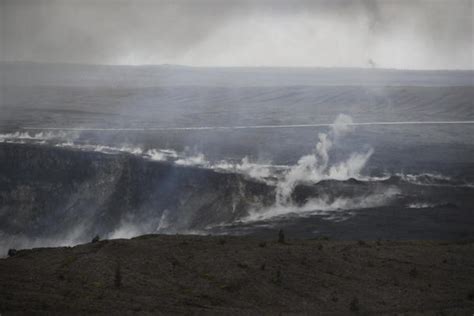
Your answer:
1,0 -> 472,69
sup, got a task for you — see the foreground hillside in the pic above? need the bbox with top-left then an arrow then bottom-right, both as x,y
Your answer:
1,235 -> 473,315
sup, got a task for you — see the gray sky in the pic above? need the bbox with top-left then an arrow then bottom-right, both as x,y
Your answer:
1,0 -> 473,69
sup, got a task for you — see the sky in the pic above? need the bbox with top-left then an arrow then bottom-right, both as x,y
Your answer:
0,0 -> 473,69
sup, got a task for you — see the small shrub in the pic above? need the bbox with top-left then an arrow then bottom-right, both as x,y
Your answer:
92,235 -> 100,243
201,273 -> 214,281
171,257 -> 180,268
272,269 -> 282,286
220,281 -> 242,293
409,267 -> 418,278
61,255 -> 77,268
114,262 -> 122,288
237,262 -> 248,269
350,297 -> 359,312
278,229 -> 285,244
301,256 -> 308,265
393,277 -> 400,286
467,289 -> 474,300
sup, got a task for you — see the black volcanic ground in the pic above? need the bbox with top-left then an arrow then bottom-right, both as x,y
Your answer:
1,235 -> 473,315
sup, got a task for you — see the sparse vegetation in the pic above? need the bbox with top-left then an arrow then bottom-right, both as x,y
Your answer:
0,236 -> 472,314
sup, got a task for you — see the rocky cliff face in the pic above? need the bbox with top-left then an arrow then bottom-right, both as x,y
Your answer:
0,143 -> 274,251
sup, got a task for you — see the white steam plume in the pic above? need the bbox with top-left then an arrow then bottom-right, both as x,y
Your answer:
276,114 -> 373,204
244,187 -> 401,223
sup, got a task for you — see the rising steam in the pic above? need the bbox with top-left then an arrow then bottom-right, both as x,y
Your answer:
236,114 -> 399,223
276,114 -> 373,204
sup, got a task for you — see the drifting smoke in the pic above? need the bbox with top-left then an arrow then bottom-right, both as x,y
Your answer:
175,153 -> 208,167
407,202 -> 436,209
145,148 -> 178,161
0,223 -> 89,257
244,187 -> 401,223
215,157 -> 274,180
0,131 -> 79,143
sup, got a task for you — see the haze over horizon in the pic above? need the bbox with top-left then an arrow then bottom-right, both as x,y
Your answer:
1,0 -> 473,70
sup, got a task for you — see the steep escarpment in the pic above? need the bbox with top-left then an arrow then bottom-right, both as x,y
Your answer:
0,143 -> 274,250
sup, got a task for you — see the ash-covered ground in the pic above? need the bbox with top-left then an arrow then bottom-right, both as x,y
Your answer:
1,235 -> 474,315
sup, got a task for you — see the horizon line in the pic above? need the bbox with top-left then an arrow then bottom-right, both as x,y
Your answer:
21,120 -> 474,132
